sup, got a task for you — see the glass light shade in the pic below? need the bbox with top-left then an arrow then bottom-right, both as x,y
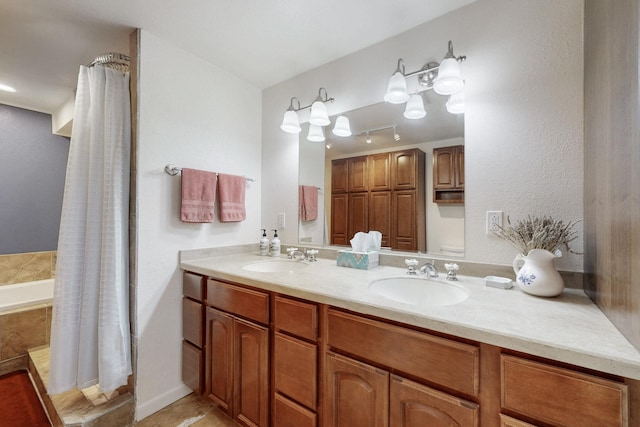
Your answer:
309,100 -> 330,126
403,94 -> 426,119
384,71 -> 410,104
332,115 -> 352,137
433,57 -> 463,95
446,90 -> 465,114
280,110 -> 301,133
307,124 -> 325,142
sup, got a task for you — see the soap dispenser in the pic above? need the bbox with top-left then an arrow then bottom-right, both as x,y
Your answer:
259,229 -> 269,256
269,229 -> 281,257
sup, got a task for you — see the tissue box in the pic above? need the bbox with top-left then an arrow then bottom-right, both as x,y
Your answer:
337,250 -> 379,270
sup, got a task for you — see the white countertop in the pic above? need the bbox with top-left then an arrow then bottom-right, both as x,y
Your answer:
180,252 -> 640,380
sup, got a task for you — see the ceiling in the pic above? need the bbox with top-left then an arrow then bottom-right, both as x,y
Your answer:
0,0 -> 474,115
321,91 -> 464,156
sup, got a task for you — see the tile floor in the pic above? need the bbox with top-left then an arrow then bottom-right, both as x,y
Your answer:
135,393 -> 237,427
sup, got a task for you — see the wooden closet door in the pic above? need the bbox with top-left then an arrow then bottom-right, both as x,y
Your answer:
369,191 -> 391,247
331,159 -> 348,193
348,156 -> 369,192
331,193 -> 349,245
348,192 -> 368,237
369,152 -> 391,191
392,149 -> 417,190
392,190 -> 417,250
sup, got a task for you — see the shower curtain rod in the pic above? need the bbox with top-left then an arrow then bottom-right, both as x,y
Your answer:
164,164 -> 255,182
88,52 -> 130,72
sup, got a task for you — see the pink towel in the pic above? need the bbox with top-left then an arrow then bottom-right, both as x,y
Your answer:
180,168 -> 217,223
218,173 -> 246,222
300,185 -> 318,221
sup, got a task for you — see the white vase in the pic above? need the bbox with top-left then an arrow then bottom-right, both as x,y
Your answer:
512,249 -> 564,297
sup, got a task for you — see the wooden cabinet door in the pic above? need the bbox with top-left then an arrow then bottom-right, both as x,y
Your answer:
390,375 -> 479,427
392,149 -> 417,190
331,159 -> 348,193
348,156 -> 369,192
369,191 -> 391,247
392,190 -> 417,251
325,352 -> 389,427
433,147 -> 456,189
455,146 -> 464,188
234,317 -> 269,427
348,192 -> 368,237
205,308 -> 234,413
369,152 -> 391,191
331,193 -> 349,245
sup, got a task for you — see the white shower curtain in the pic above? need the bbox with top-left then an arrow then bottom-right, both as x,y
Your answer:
48,64 -> 132,394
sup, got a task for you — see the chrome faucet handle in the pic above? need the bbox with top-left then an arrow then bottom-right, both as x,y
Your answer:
286,247 -> 298,259
306,249 -> 318,262
444,263 -> 459,281
405,258 -> 419,275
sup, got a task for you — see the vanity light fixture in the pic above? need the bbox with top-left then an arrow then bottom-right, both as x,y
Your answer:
332,115 -> 352,137
403,94 -> 427,119
280,97 -> 302,133
433,42 -> 465,95
446,84 -> 465,114
280,87 -> 335,134
384,40 -> 466,116
307,124 -> 325,142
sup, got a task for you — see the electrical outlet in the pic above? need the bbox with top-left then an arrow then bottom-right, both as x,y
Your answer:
278,212 -> 286,229
486,211 -> 503,235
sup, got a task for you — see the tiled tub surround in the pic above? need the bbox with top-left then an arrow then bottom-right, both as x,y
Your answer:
0,301 -> 53,376
0,250 -> 57,285
180,250 -> 640,380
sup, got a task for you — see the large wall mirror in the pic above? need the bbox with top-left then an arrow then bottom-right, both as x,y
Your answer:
299,89 -> 464,256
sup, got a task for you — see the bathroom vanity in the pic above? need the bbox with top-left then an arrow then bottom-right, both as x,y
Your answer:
180,252 -> 640,427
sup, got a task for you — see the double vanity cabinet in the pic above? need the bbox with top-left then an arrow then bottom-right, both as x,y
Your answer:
181,268 -> 637,427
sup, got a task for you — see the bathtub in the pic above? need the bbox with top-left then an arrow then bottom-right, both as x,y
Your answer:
0,278 -> 54,313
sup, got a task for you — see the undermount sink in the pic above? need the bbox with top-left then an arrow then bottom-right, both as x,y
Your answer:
242,259 -> 309,273
369,276 -> 468,307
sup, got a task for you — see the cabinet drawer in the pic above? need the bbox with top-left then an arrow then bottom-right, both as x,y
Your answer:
327,309 -> 479,396
183,271 -> 205,301
499,414 -> 536,427
274,393 -> 317,427
501,355 -> 628,426
274,332 -> 317,410
182,341 -> 203,395
183,298 -> 202,347
274,296 -> 318,341
206,279 -> 269,325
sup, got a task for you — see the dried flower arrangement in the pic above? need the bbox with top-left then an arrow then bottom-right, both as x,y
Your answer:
493,215 -> 580,255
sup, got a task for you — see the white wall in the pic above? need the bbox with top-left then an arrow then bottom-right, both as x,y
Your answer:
135,30 -> 262,419
262,0 -> 583,272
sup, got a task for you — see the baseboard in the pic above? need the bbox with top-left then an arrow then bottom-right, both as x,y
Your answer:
135,383 -> 191,421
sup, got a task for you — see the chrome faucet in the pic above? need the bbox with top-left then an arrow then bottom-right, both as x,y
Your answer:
286,247 -> 318,262
287,247 -> 305,260
419,260 -> 439,278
